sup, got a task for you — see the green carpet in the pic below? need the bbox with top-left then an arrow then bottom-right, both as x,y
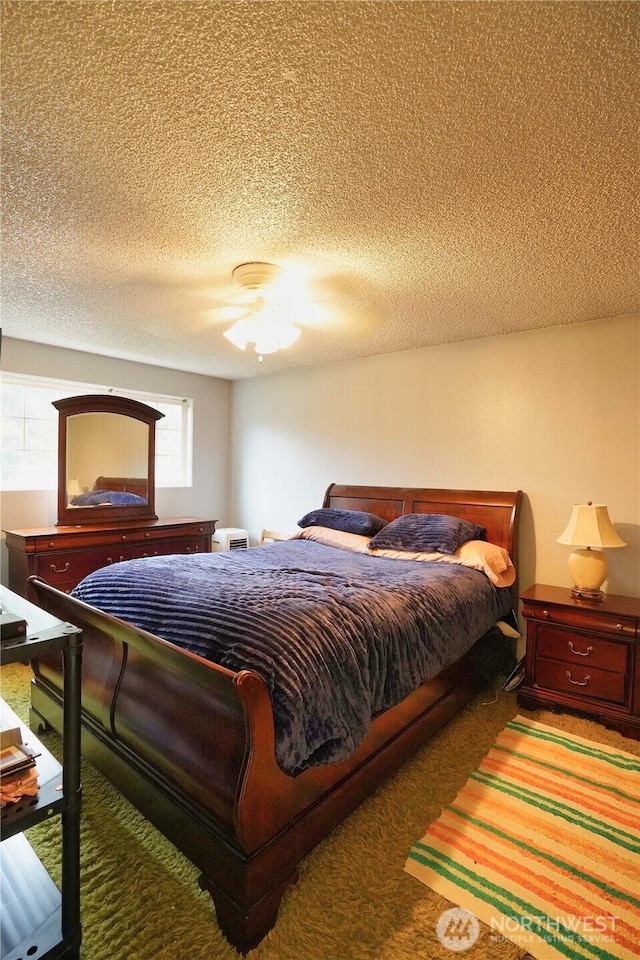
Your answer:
3,662 -> 639,960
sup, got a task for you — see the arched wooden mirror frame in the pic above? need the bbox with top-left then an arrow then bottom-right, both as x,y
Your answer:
54,394 -> 164,526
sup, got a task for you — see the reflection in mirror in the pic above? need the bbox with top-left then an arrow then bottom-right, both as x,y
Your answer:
66,414 -> 149,506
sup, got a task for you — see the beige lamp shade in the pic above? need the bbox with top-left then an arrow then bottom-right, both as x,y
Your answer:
557,502 -> 626,601
557,503 -> 626,549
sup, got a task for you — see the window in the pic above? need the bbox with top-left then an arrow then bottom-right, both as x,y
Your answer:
0,373 -> 192,492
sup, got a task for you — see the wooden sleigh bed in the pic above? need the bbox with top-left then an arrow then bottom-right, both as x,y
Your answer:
28,483 -> 522,953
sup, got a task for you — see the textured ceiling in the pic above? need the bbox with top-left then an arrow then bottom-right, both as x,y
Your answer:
1,1 -> 638,380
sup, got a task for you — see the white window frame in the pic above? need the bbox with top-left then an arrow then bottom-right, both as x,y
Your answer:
0,371 -> 193,492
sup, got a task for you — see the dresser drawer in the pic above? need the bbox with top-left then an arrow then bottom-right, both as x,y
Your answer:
534,658 -> 627,705
131,523 -> 213,545
528,603 -> 636,638
34,548 -> 134,585
131,538 -> 206,559
536,625 -> 629,672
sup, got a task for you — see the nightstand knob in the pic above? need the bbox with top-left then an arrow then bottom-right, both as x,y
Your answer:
568,641 -> 593,657
566,671 -> 590,686
616,623 -> 623,631
542,609 -> 550,618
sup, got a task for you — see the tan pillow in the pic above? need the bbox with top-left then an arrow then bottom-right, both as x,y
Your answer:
366,539 -> 516,587
290,526 -> 372,553
453,540 -> 516,587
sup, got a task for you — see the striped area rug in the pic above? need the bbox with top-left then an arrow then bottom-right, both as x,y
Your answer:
405,716 -> 640,960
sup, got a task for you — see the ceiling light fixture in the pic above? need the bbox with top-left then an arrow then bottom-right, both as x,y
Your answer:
223,262 -> 301,359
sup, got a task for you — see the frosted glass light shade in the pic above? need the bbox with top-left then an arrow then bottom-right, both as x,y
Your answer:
223,319 -> 251,350
224,309 -> 300,356
557,502 -> 626,601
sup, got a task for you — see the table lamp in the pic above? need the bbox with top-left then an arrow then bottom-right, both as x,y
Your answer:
67,477 -> 82,499
557,501 -> 626,601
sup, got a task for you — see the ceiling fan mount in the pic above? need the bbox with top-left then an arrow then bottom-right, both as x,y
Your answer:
232,262 -> 282,290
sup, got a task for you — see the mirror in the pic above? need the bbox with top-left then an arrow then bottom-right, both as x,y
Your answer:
54,394 -> 164,525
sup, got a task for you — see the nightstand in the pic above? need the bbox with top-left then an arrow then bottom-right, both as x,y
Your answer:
518,584 -> 640,740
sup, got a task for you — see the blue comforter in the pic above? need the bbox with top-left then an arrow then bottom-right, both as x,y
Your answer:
71,540 -> 512,774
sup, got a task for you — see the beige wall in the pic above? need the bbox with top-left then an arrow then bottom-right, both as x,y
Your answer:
0,338 -> 231,581
230,316 -> 640,599
3,318 -> 638,600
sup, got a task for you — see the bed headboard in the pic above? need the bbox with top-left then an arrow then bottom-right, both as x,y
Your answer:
93,476 -> 149,499
323,483 -> 522,567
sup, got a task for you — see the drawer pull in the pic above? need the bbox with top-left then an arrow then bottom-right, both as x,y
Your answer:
106,556 -> 126,564
566,671 -> 591,686
185,547 -> 192,553
121,535 -> 127,541
542,610 -> 550,618
616,623 -> 623,631
144,533 -> 150,538
568,641 -> 594,657
50,562 -> 70,574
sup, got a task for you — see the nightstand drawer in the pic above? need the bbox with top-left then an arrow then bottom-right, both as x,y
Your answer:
536,625 -> 628,672
530,604 -> 636,638
534,658 -> 626,704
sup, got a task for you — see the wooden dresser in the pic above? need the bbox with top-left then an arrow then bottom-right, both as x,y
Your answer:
4,517 -> 217,599
518,583 -> 640,740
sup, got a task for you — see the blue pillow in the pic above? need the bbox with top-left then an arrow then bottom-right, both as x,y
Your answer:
71,490 -> 147,506
297,507 -> 387,537
369,513 -> 486,555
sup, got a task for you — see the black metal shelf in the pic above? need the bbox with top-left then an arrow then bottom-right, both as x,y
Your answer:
1,591 -> 82,960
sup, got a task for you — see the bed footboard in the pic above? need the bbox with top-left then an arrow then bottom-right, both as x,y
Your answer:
28,576 -> 304,951
28,575 -> 514,952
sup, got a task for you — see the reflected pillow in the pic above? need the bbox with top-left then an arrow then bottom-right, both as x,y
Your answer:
71,490 -> 147,506
297,507 -> 387,537
369,513 -> 486,555
291,526 -> 372,552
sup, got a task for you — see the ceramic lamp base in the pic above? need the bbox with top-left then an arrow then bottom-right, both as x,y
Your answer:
567,547 -> 607,602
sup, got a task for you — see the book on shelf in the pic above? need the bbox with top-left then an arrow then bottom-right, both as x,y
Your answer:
0,727 -> 40,777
